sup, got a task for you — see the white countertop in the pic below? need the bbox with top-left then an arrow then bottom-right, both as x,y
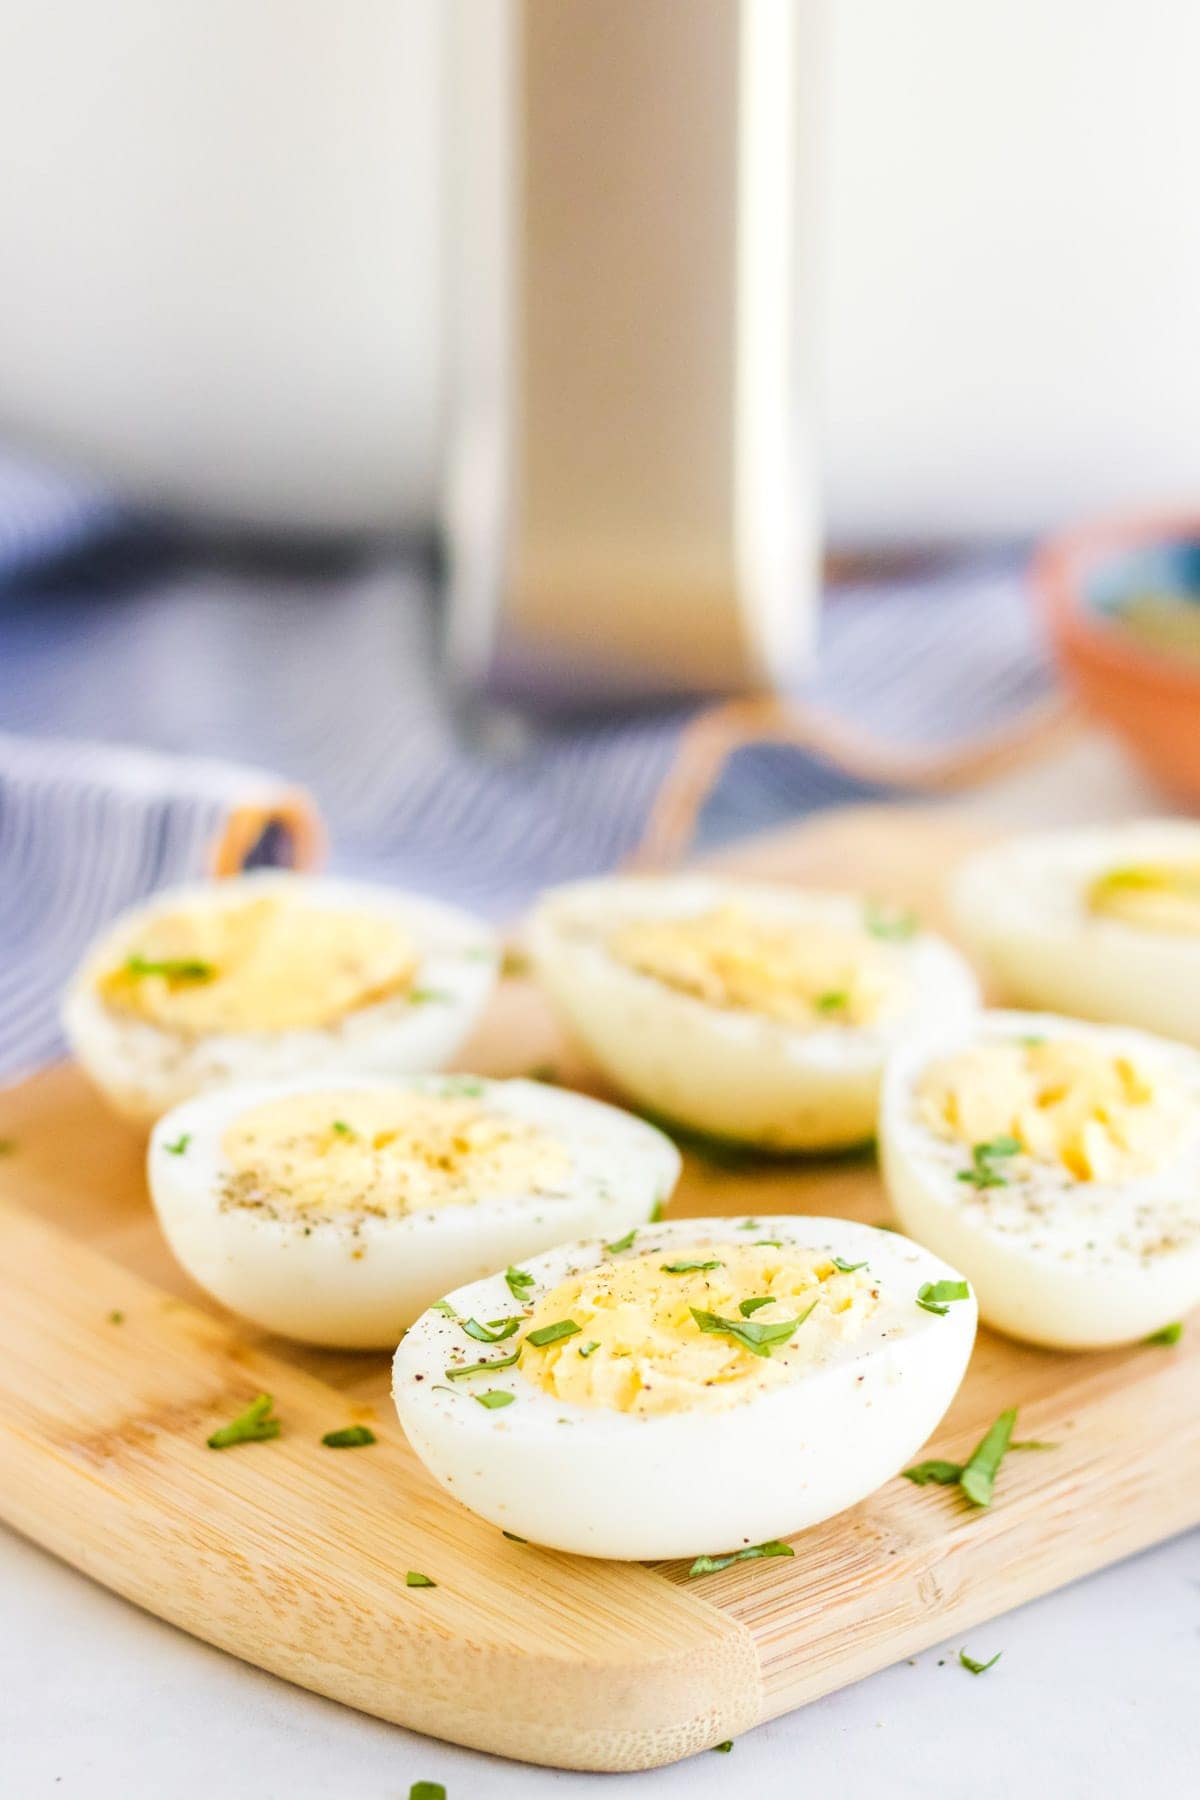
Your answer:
5,730 -> 1197,1798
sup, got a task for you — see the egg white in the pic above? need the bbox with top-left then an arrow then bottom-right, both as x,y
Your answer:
529,876 -> 980,1150
147,1074 -> 681,1348
63,870 -> 499,1124
951,820 -> 1200,1045
391,1216 -> 976,1559
879,1010 -> 1200,1348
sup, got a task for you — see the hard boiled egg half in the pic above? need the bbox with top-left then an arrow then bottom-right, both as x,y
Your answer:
529,876 -> 979,1150
148,1074 -> 681,1348
951,819 -> 1200,1046
63,870 -> 499,1123
880,1011 -> 1200,1347
392,1216 -> 976,1559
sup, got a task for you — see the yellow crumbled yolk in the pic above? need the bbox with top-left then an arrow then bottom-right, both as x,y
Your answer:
98,895 -> 418,1034
221,1089 -> 571,1218
918,1038 -> 1188,1183
1087,863 -> 1200,936
608,905 -> 902,1027
518,1245 -> 876,1415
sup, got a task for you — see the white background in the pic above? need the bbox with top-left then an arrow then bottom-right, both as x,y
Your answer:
1,1 -> 1199,536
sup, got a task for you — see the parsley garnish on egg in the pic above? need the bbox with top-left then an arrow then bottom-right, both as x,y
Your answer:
957,1135 -> 1021,1189
605,1227 -> 638,1253
125,954 -> 215,982
525,1319 -> 582,1348
475,1389 -> 515,1409
164,1132 -> 191,1156
916,1279 -> 971,1316
690,1299 -> 816,1358
505,1265 -> 535,1302
864,900 -> 919,941
461,1316 -> 522,1343
661,1259 -> 724,1275
446,1350 -> 521,1380
1145,1321 -> 1184,1345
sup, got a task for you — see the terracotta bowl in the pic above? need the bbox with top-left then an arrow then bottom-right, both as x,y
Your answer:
1035,512 -> 1200,804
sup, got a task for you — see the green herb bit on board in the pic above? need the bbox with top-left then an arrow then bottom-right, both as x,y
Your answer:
1145,1321 -> 1184,1345
206,1393 -> 281,1449
688,1539 -> 794,1577
406,1571 -> 437,1588
321,1425 -> 376,1448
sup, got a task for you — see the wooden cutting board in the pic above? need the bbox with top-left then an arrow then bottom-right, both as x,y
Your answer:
1,806 -> 1196,1774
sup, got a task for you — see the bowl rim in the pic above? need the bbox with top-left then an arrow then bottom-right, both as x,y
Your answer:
1034,508 -> 1200,696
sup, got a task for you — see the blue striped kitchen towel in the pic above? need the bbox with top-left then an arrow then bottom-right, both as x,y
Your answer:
0,455 -> 1061,1080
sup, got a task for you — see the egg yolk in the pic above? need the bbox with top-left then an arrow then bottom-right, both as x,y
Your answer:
1087,863 -> 1200,936
220,1088 -> 571,1218
608,905 -> 902,1027
98,895 -> 418,1034
918,1038 -> 1188,1183
517,1244 -> 877,1415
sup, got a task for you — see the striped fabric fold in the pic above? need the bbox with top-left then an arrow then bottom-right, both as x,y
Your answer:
0,733 -> 318,1079
0,487 -> 1059,1081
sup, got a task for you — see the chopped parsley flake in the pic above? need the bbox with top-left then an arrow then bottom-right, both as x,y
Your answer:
661,1259 -> 724,1275
431,1299 -> 457,1317
505,1265 -> 535,1302
831,1256 -> 867,1273
605,1228 -> 638,1253
331,1119 -> 355,1137
107,1309 -> 124,1325
164,1133 -> 191,1156
957,1136 -> 1021,1189
409,1785 -> 446,1800
713,1740 -> 734,1752
916,1279 -> 971,1316
865,900 -> 919,941
650,1197 -> 667,1222
446,1350 -> 521,1380
960,1407 -> 1017,1507
406,1571 -> 437,1588
737,1219 -> 761,1231
206,1393 -> 281,1449
321,1425 -> 376,1448
408,988 -> 452,1005
902,1459 -> 964,1487
688,1540 -> 794,1577
815,989 -> 850,1013
1145,1321 -> 1184,1345
526,1319 -> 582,1348
690,1299 -> 815,1358
475,1389 -> 515,1409
578,1340 -> 601,1358
754,1239 -> 783,1248
738,1296 -> 773,1317
502,1530 -> 527,1543
440,1075 -> 485,1097
0,1137 -> 16,1155
903,1407 -> 1025,1507
461,1316 -> 522,1343
125,955 -> 215,982
959,1648 -> 1002,1676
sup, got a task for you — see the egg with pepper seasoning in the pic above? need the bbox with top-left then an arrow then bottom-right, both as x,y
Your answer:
391,1216 -> 975,1558
529,876 -> 979,1150
63,870 -> 499,1123
148,1073 -> 681,1347
951,820 -> 1200,1045
880,1010 -> 1200,1347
